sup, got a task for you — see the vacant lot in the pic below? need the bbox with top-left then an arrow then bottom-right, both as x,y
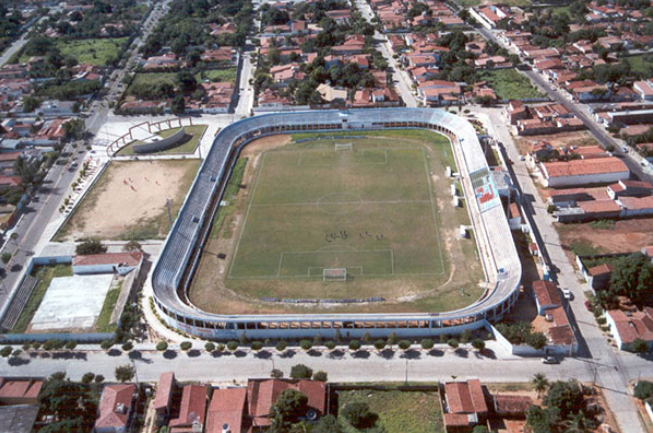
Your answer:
557,219 -> 653,258
21,38 -> 128,66
514,130 -> 599,155
58,160 -> 201,241
622,54 -> 653,77
116,125 -> 208,156
190,130 -> 485,314
480,69 -> 545,100
338,389 -> 444,433
196,68 -> 237,83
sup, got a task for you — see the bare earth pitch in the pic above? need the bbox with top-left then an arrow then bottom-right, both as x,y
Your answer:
189,130 -> 485,314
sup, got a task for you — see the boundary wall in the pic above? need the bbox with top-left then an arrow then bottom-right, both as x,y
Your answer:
150,108 -> 522,340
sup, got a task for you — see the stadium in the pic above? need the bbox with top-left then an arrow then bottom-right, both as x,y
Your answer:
150,108 -> 522,339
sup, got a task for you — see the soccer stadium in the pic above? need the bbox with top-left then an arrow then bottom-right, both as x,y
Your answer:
150,108 -> 522,340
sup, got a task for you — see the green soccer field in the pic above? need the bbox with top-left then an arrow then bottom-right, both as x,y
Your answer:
227,138 -> 446,283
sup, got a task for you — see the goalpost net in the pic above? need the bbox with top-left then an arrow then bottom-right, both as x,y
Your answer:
323,268 -> 347,282
335,142 -> 353,151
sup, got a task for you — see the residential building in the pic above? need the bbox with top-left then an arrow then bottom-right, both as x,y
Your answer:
532,280 -> 560,315
72,252 -> 143,275
169,385 -> 209,433
539,157 -> 629,187
442,379 -> 488,433
206,388 -> 247,433
0,378 -> 43,405
606,308 -> 653,351
95,384 -> 136,433
153,372 -> 176,424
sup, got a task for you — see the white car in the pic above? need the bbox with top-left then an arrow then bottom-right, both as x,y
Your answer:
562,288 -> 572,300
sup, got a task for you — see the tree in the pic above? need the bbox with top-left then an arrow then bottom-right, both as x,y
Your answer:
472,426 -> 490,433
313,414 -> 343,433
526,405 -> 555,433
64,341 -> 77,351
121,341 -> 133,352
276,340 -> 288,352
271,369 -> 284,379
313,371 -> 328,382
461,329 -> 472,344
300,340 -> 313,351
561,412 -> 592,433
38,373 -> 97,432
227,341 -> 239,351
239,332 -> 249,345
325,341 -> 336,351
543,380 -> 584,421
398,340 -> 411,351
421,339 -> 435,350
526,332 -> 547,350
0,346 -> 12,357
95,375 -> 105,383
362,332 -> 371,344
22,96 -> 42,113
76,238 -> 107,255
204,342 -> 215,353
387,332 -> 397,348
532,373 -> 549,398
156,341 -> 168,351
176,71 -> 197,93
180,341 -> 192,351
269,389 -> 309,431
635,381 -> 653,400
313,333 -> 323,347
290,364 -> 313,379
374,339 -> 386,351
81,373 -> 95,384
123,240 -> 142,252
632,338 -> 649,354
447,339 -> 459,350
171,95 -> 186,115
342,402 -> 378,429
62,118 -> 85,141
100,339 -> 114,351
1,252 -> 11,264
251,341 -> 264,352
472,339 -> 485,351
115,364 -> 135,383
349,340 -> 361,351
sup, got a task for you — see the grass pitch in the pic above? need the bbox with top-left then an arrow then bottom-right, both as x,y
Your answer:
228,141 -> 445,280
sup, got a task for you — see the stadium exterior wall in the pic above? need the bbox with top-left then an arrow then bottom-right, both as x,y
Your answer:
150,108 -> 522,340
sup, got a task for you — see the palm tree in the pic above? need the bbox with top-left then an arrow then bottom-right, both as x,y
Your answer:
532,373 -> 549,398
561,412 -> 591,433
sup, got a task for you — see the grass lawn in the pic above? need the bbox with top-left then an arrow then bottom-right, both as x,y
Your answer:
126,72 -> 177,95
338,389 -> 444,433
116,125 -> 208,156
11,265 -> 72,334
95,284 -> 122,333
209,157 -> 248,239
622,54 -> 653,77
21,38 -> 128,66
480,69 -> 545,100
196,68 -> 237,83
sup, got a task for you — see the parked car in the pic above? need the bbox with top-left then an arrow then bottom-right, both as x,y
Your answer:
584,300 -> 592,311
562,288 -> 572,300
542,356 -> 559,364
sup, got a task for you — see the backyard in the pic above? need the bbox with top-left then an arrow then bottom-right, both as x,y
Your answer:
480,69 -> 545,100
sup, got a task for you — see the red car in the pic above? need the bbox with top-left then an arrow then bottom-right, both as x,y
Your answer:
584,300 -> 592,311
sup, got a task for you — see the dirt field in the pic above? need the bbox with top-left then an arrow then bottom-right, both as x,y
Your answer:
59,160 -> 201,241
557,219 -> 653,257
515,131 -> 600,155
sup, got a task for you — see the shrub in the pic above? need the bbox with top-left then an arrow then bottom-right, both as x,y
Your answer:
290,364 -> 313,379
21,342 -> 31,351
325,341 -> 336,350
216,343 -> 225,353
300,340 -> 313,351
227,341 -> 239,351
313,371 -> 328,382
2,346 -> 16,357
32,342 -> 41,350
156,341 -> 168,351
180,341 -> 192,351
251,341 -> 264,351
95,374 -> 105,383
81,373 -> 95,384
271,369 -> 284,378
121,342 -> 133,352
65,341 -> 77,351
276,341 -> 288,352
461,329 -> 472,344
374,339 -> 386,350
525,332 -> 547,350
100,340 -> 114,350
421,339 -> 435,350
1,252 -> 11,264
597,317 -> 607,325
635,381 -> 653,401
349,340 -> 361,351
398,340 -> 411,350
447,339 -> 459,349
11,349 -> 21,357
204,342 -> 215,352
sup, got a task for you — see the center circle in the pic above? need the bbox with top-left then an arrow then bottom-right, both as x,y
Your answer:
317,192 -> 363,215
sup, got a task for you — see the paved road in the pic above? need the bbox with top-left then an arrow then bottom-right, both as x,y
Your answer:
354,0 -> 418,107
475,107 -> 649,433
235,49 -> 255,117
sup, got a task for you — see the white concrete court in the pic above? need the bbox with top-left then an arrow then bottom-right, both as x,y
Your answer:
30,274 -> 114,331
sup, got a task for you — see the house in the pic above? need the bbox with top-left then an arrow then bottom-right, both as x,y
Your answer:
504,100 -> 528,125
95,384 -> 136,433
532,280 -> 560,315
206,388 -> 247,433
508,202 -> 522,230
325,9 -> 351,24
618,196 -> 653,217
606,308 -> 653,351
578,199 -> 622,220
548,188 -> 594,208
153,372 -> 176,424
0,404 -> 39,433
316,84 -> 347,104
539,157 -> 629,187
587,263 -> 614,290
442,379 -> 488,433
634,80 -> 653,101
247,379 -> 327,430
72,252 -> 143,276
491,395 -> 533,418
143,53 -> 179,71
0,378 -> 43,405
169,385 -> 209,433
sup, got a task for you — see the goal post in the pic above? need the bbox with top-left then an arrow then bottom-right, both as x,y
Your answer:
335,142 -> 353,151
323,268 -> 347,282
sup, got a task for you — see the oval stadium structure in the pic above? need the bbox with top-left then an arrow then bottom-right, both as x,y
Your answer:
151,108 -> 521,339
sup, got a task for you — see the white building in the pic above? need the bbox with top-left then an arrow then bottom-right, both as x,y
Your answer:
539,157 -> 630,187
73,252 -> 143,276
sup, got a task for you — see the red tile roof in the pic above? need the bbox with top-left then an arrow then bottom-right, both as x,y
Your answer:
153,372 -> 175,411
170,385 -> 208,428
542,157 -> 628,178
0,378 -> 43,402
73,251 -> 143,267
206,388 -> 247,433
578,199 -> 621,214
444,379 -> 487,415
95,384 -> 135,430
608,309 -> 653,344
493,395 -> 533,414
247,379 -> 326,428
532,280 -> 560,308
588,263 -> 614,276
619,196 -> 653,210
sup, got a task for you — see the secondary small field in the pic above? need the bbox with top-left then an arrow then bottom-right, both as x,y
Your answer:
479,69 -> 545,100
22,38 -> 128,66
557,218 -> 653,257
190,130 -> 485,314
514,130 -> 599,156
116,124 -> 208,156
338,388 -> 444,433
58,160 -> 201,241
